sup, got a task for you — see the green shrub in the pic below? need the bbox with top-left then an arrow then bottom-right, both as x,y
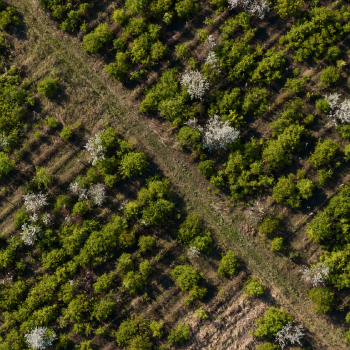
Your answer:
308,287 -> 334,314
217,250 -> 239,277
244,278 -> 265,296
345,330 -> 350,344
175,43 -> 191,60
0,6 -> 20,30
117,253 -> 134,276
306,212 -> 332,243
72,200 -> 91,216
85,167 -> 100,186
112,8 -> 128,25
139,259 -> 152,277
33,167 -> 53,189
104,52 -> 131,82
176,126 -> 202,153
45,117 -> 59,128
83,23 -> 113,53
242,87 -> 269,116
336,125 -> 350,139
283,78 -> 305,95
167,323 -> 190,345
150,320 -> 163,337
93,273 -> 114,294
254,307 -> 293,339
91,296 -> 116,321
104,174 -> 118,187
320,66 -> 340,87
60,126 -> 73,140
122,271 -> 146,293
175,0 -> 199,19
274,0 -> 304,18
197,160 -> 215,177
37,78 -> 59,98
138,235 -> 156,254
0,152 -> 15,180
55,195 -> 70,211
14,209 -> 29,229
141,199 -> 174,226
270,237 -> 283,252
256,343 -> 280,350
317,168 -> 333,187
58,282 -> 76,304
195,306 -> 208,319
119,151 -> 148,178
315,98 -> 331,113
344,144 -> 350,161
259,216 -> 280,235
308,139 -> 339,168
346,311 -> 350,323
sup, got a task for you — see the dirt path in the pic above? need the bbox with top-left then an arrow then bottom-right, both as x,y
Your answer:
4,0 -> 349,348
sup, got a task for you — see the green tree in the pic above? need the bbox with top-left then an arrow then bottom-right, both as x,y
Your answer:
141,199 -> 174,225
197,160 -> 215,177
175,0 -> 199,19
308,287 -> 334,314
150,320 -> 163,337
320,66 -> 340,87
274,0 -> 304,18
270,237 -> 283,252
37,78 -> 59,98
54,195 -> 71,211
83,23 -> 113,53
72,200 -> 91,216
33,167 -> 53,189
138,235 -> 156,254
244,278 -> 265,297
117,253 -> 134,276
0,152 -> 15,179
167,323 -> 190,344
217,250 -> 239,277
119,151 -> 148,178
254,307 -> 293,339
60,126 -> 73,140
93,273 -> 114,294
104,52 -> 131,82
308,139 -> 339,168
14,209 -> 29,229
122,271 -> 146,293
91,296 -> 116,321
259,216 -> 280,235
139,259 -> 152,277
64,295 -> 89,322
315,98 -> 331,113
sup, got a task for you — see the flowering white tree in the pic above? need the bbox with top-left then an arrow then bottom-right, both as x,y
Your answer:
0,133 -> 9,148
21,223 -> 42,245
29,213 -> 39,222
69,181 -> 88,201
88,183 -> 107,206
202,115 -> 239,151
42,213 -> 53,225
25,327 -> 57,350
275,322 -> 304,349
181,70 -> 209,100
324,93 -> 350,125
23,193 -> 49,213
300,263 -> 330,287
228,0 -> 270,19
84,130 -> 105,165
205,51 -> 221,73
207,35 -> 216,49
188,246 -> 201,258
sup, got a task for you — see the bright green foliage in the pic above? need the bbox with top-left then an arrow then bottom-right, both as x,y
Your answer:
242,87 -> 269,116
139,259 -> 152,277
344,144 -> 350,161
128,334 -> 153,350
72,200 -> 91,216
251,49 -> 285,85
346,311 -> 350,323
124,201 -> 143,219
117,253 -> 134,276
115,318 -> 139,346
150,0 -> 173,18
77,340 -> 94,350
55,194 -> 71,211
218,250 -> 239,277
14,209 -> 29,229
33,166 -> 53,189
91,296 -> 116,321
195,306 -> 208,319
138,235 -> 156,254
0,152 -> 15,179
274,0 -> 304,18
259,216 -> 280,235
210,0 -> 228,12
125,17 -> 146,36
308,139 -> 339,168
122,271 -> 146,293
149,320 -> 163,337
177,214 -> 213,253
256,343 -> 280,350
31,305 -> 58,326
176,126 -> 202,153
141,198 -> 174,225
167,323 -> 190,344
41,248 -> 67,270
119,151 -> 148,178
315,98 -> 330,113
270,237 -> 283,252
337,124 -> 350,139
85,167 -> 100,186
60,126 -> 73,140
45,117 -> 59,128
104,174 -> 118,187
171,265 -> 206,299
320,66 -> 340,87
104,52 -> 131,82
175,0 -> 199,19
93,273 -> 114,294
317,168 -> 333,187
254,307 -> 293,339
208,88 -> 241,121
308,287 -> 334,314
175,43 -> 191,60
64,295 -> 89,322
279,7 -> 350,62
244,278 -> 265,296
307,212 -> 332,243
0,280 -> 26,310
283,78 -> 305,95
125,0 -> 149,14
37,78 -> 59,98
58,282 -> 76,304
0,6 -> 20,30
83,23 -> 113,53
345,330 -> 350,344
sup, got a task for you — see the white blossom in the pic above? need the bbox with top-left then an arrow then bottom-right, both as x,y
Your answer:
300,263 -> 330,287
21,223 -> 41,246
68,279 -> 75,285
0,133 -> 9,148
23,193 -> 48,213
324,93 -> 341,110
188,246 -> 201,258
324,93 -> 350,125
184,118 -> 204,132
202,115 -> 239,151
180,70 -> 209,100
25,327 -> 57,350
205,51 -> 221,73
42,213 -> 52,225
64,215 -> 73,225
88,183 -> 107,206
247,198 -> 272,223
69,181 -> 88,201
119,200 -> 128,211
139,219 -> 149,226
29,213 -> 39,222
84,130 -> 105,165
275,322 -> 304,349
207,35 -> 216,49
228,0 -> 270,19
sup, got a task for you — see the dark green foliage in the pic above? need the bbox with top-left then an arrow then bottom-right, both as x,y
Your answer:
14,209 -> 29,229
0,6 -> 20,30
259,216 -> 280,235
83,23 -> 113,53
320,66 -> 340,87
168,323 -> 190,344
254,307 -> 293,339
85,167 -> 100,185
308,139 -> 339,168
176,126 -> 202,153
0,280 -> 26,309
64,295 -> 89,322
141,198 -> 174,225
208,88 -> 241,121
115,318 -> 139,346
175,43 -> 191,60
33,167 -> 53,189
122,271 -> 146,293
217,250 -> 239,277
244,278 -> 265,296
139,259 -> 152,277
283,78 -> 305,95
58,282 -> 76,304
274,0 -> 304,18
308,287 -> 334,314
37,78 -> 59,98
